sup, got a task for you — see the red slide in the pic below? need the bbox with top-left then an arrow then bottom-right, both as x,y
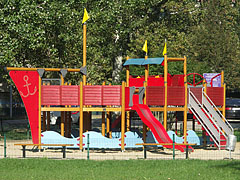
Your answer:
132,104 -> 189,152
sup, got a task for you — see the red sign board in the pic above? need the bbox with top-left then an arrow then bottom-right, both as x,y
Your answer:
9,71 -> 39,144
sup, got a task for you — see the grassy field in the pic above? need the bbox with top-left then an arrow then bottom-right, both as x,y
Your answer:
0,159 -> 239,180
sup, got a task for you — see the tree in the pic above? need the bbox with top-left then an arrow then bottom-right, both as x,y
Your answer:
188,0 -> 240,90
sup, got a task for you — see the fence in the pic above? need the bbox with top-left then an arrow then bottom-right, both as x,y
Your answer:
0,133 -> 239,160
0,114 -> 239,160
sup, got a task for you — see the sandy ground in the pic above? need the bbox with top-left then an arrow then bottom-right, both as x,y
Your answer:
1,140 -> 239,160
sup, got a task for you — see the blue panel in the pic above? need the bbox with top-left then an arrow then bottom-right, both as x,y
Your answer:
123,58 -> 145,66
142,57 -> 164,65
123,57 -> 164,66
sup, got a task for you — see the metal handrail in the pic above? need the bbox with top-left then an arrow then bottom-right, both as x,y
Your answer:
189,89 -> 221,148
202,88 -> 234,134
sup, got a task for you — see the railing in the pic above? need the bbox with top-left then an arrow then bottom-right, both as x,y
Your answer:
202,89 -> 233,135
189,89 -> 222,149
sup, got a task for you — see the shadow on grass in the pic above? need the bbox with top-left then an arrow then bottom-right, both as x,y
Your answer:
213,161 -> 240,173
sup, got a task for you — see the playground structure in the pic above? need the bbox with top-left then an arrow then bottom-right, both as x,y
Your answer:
5,10 -> 236,152
6,54 -> 234,151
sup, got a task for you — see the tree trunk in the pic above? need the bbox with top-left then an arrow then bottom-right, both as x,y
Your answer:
112,56 -> 123,84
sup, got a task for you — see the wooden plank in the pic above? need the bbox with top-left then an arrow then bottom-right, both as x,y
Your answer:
135,143 -> 196,146
41,107 -> 80,111
6,67 -> 82,72
83,107 -> 122,112
167,57 -> 185,61
15,144 -> 73,146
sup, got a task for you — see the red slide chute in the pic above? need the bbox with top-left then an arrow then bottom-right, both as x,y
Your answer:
132,104 -> 192,152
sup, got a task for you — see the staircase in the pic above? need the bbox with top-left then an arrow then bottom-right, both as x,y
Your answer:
188,88 -> 234,149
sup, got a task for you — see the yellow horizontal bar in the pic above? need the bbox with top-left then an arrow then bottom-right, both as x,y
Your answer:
167,107 -> 185,111
149,107 -> 185,111
135,143 -> 196,146
167,57 -> 185,61
41,107 -> 122,112
41,107 -> 80,111
83,107 -> 121,112
6,67 -> 81,72
15,144 -> 74,146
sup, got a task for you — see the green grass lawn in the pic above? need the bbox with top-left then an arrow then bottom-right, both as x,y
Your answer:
0,159 -> 239,180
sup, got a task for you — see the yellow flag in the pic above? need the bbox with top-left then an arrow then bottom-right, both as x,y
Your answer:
162,40 -> 167,56
142,40 -> 148,54
82,8 -> 90,24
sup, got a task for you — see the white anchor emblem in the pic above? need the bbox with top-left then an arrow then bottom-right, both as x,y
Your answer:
20,75 -> 37,98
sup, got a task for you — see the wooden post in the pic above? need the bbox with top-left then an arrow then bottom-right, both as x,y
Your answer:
183,56 -> 187,144
126,56 -> 130,87
164,55 -> 168,130
43,111 -> 46,132
144,55 -> 148,83
68,111 -> 72,137
223,83 -> 226,119
102,82 -> 106,136
79,81 -> 84,150
83,23 -> 87,85
60,75 -> 65,136
107,83 -> 112,138
38,76 -> 42,148
203,79 -> 207,147
121,81 -> 126,151
126,57 -> 130,132
221,71 -> 226,119
47,111 -> 50,131
143,56 -> 148,142
143,81 -> 147,143
64,110 -> 68,137
107,111 -> 112,138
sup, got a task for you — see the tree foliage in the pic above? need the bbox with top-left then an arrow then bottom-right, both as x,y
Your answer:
0,0 -> 239,90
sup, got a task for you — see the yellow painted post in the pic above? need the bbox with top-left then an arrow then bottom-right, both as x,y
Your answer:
43,111 -> 46,132
107,83 -> 112,137
60,75 -> 65,136
121,81 -> 126,151
183,56 -> 187,144
203,79 -> 207,94
143,81 -> 147,143
143,56 -> 148,142
203,79 -> 207,147
164,55 -> 168,130
144,55 -> 149,83
221,71 -> 226,119
126,57 -> 130,132
83,23 -> 87,85
126,56 -> 130,87
79,81 -> 84,150
38,76 -> 42,148
102,82 -> 106,136
221,70 -> 224,87
223,83 -> 226,119
42,82 -> 46,132
47,111 -> 50,131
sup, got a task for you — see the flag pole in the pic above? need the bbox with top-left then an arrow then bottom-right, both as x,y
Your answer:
82,8 -> 89,85
83,22 -> 87,85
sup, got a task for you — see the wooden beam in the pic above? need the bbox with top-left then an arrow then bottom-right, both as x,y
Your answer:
183,56 -> 187,144
6,67 -> 83,72
167,57 -> 185,61
164,55 -> 168,130
135,143 -> 196,146
38,76 -> 42,149
121,82 -> 125,151
79,81 -> 83,150
41,107 -> 122,112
